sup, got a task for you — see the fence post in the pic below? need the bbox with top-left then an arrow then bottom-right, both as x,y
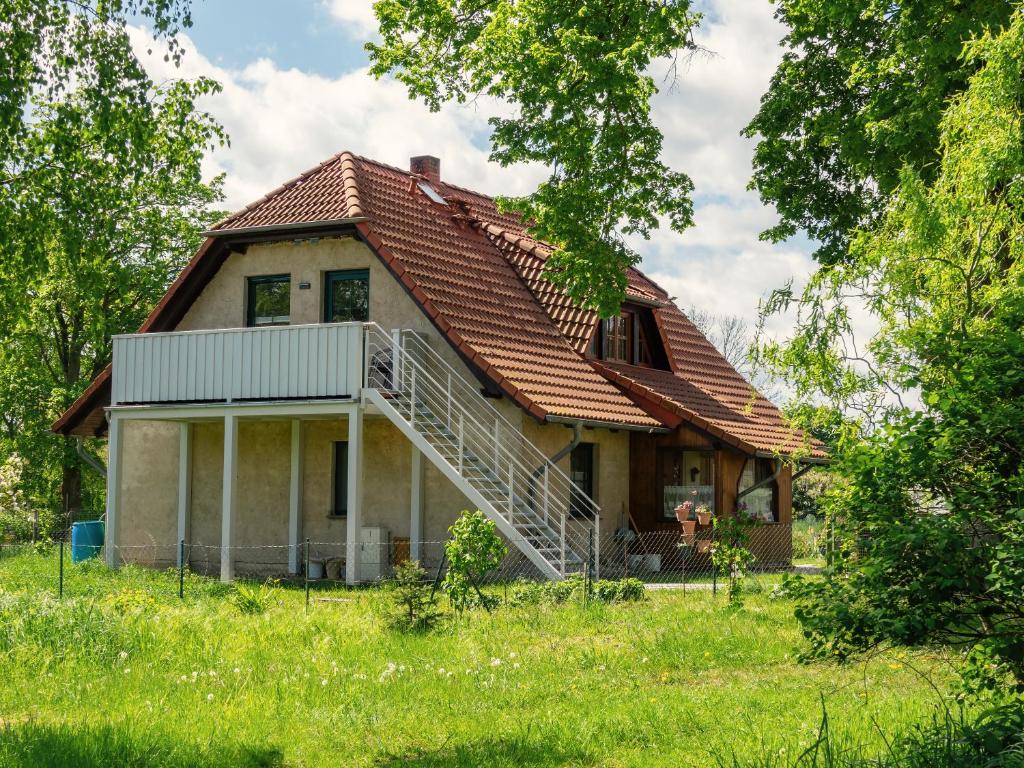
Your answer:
178,539 -> 185,599
58,538 -> 64,599
712,532 -> 717,597
304,538 -> 311,609
584,528 -> 594,606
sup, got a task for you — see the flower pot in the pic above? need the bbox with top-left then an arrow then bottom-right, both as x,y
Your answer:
696,540 -> 712,554
680,520 -> 697,537
697,511 -> 712,527
674,503 -> 691,523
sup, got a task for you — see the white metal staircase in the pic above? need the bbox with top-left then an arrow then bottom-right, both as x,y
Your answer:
361,323 -> 599,580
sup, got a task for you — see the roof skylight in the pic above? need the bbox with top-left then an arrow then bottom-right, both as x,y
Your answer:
417,181 -> 447,205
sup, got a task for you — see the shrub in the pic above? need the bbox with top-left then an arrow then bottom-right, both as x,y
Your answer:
511,575 -> 646,606
231,581 -> 277,615
442,511 -> 506,612
387,560 -> 441,632
710,516 -> 756,607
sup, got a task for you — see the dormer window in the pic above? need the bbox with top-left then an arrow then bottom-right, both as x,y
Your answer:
593,306 -> 665,368
602,313 -> 633,362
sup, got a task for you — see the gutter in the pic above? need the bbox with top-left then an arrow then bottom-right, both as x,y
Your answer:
545,414 -> 670,434
201,216 -> 369,239
74,437 -> 107,479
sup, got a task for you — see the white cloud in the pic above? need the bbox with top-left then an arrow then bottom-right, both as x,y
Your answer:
129,27 -> 546,211
324,0 -> 379,40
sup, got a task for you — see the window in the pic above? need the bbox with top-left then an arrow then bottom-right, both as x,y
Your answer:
246,275 -> 290,327
601,313 -> 633,362
739,457 -> 778,523
324,269 -> 369,323
657,449 -> 714,520
331,441 -> 349,516
569,443 -> 596,518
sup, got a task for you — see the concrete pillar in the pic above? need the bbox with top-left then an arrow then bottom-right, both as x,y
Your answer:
104,414 -> 124,569
345,408 -> 364,585
177,422 -> 192,567
220,413 -> 238,583
288,419 -> 303,574
410,444 -> 423,562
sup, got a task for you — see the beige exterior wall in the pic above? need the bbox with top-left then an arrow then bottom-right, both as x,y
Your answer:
112,235 -> 631,577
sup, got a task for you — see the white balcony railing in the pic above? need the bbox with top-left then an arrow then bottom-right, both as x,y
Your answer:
111,322 -> 364,406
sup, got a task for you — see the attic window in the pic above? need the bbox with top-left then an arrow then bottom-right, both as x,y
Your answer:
592,306 -> 668,369
417,181 -> 447,205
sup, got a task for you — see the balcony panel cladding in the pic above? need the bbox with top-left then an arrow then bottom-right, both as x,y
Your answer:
111,323 -> 364,405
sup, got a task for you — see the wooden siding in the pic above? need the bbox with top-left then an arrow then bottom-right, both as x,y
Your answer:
111,323 -> 364,405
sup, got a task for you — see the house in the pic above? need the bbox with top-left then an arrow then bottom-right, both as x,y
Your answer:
53,152 -> 826,583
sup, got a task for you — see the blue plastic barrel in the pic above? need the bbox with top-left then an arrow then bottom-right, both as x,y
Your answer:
71,520 -> 105,563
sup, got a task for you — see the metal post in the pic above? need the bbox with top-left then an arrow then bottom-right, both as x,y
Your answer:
560,510 -> 566,577
304,537 -> 311,609
586,527 -> 594,604
178,539 -> 185,599
457,413 -> 464,473
58,538 -> 64,599
409,366 -> 417,422
507,459 -> 514,518
624,536 -> 629,578
712,530 -> 718,596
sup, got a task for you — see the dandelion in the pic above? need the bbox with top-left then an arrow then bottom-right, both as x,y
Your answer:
513,663 -> 520,670
207,693 -> 214,702
209,670 -> 217,678
490,658 -> 502,667
233,668 -> 240,675
508,651 -> 517,659
438,667 -> 446,675
123,668 -> 131,675
321,678 -> 328,686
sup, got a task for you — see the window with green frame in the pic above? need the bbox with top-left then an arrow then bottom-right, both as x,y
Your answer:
324,269 -> 369,323
246,275 -> 290,327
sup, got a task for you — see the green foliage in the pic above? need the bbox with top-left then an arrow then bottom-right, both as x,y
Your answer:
510,574 -> 646,605
367,0 -> 697,315
760,14 -> 1024,692
0,78 -> 224,530
744,0 -> 1015,266
710,515 -> 756,607
387,559 -> 441,632
442,510 -> 507,612
721,699 -> 1024,768
791,469 -> 839,522
231,581 -> 278,615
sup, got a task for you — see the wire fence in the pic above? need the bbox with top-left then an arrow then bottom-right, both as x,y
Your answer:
0,520 -> 830,604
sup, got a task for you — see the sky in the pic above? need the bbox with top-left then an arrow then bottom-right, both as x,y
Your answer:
130,0 -> 816,339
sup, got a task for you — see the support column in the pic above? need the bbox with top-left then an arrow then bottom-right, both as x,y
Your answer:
177,423 -> 192,567
220,413 -> 238,583
345,407 -> 364,585
288,419 -> 303,575
410,444 -> 424,562
104,414 -> 124,569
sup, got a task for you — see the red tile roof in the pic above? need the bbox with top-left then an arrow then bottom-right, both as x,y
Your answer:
55,151 -> 825,459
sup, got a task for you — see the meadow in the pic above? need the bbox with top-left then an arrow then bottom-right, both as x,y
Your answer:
0,548 -> 957,768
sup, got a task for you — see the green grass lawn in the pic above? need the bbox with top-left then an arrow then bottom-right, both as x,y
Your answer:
0,549 -> 954,768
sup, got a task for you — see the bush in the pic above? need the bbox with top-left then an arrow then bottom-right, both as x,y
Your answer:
230,581 -> 277,615
510,575 -> 646,606
442,511 -> 506,612
387,560 -> 441,632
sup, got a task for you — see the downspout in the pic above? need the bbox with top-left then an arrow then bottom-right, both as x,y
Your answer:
74,436 -> 107,479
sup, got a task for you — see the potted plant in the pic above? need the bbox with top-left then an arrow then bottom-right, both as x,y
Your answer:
674,500 -> 693,523
696,504 -> 713,527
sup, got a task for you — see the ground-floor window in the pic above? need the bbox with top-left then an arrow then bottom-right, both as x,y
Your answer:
569,443 -> 596,518
738,457 -> 778,522
331,441 -> 349,517
658,449 -> 714,519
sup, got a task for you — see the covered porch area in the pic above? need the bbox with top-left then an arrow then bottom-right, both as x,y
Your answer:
105,399 -> 464,584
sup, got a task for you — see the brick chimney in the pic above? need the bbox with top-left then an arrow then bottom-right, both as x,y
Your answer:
410,155 -> 441,184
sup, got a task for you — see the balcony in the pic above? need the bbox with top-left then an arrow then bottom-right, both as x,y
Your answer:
111,322 -> 365,406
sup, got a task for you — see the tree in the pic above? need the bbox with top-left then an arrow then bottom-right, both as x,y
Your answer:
367,0 -> 698,316
743,0 -> 1015,266
767,14 -> 1024,692
0,81 -> 223,532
